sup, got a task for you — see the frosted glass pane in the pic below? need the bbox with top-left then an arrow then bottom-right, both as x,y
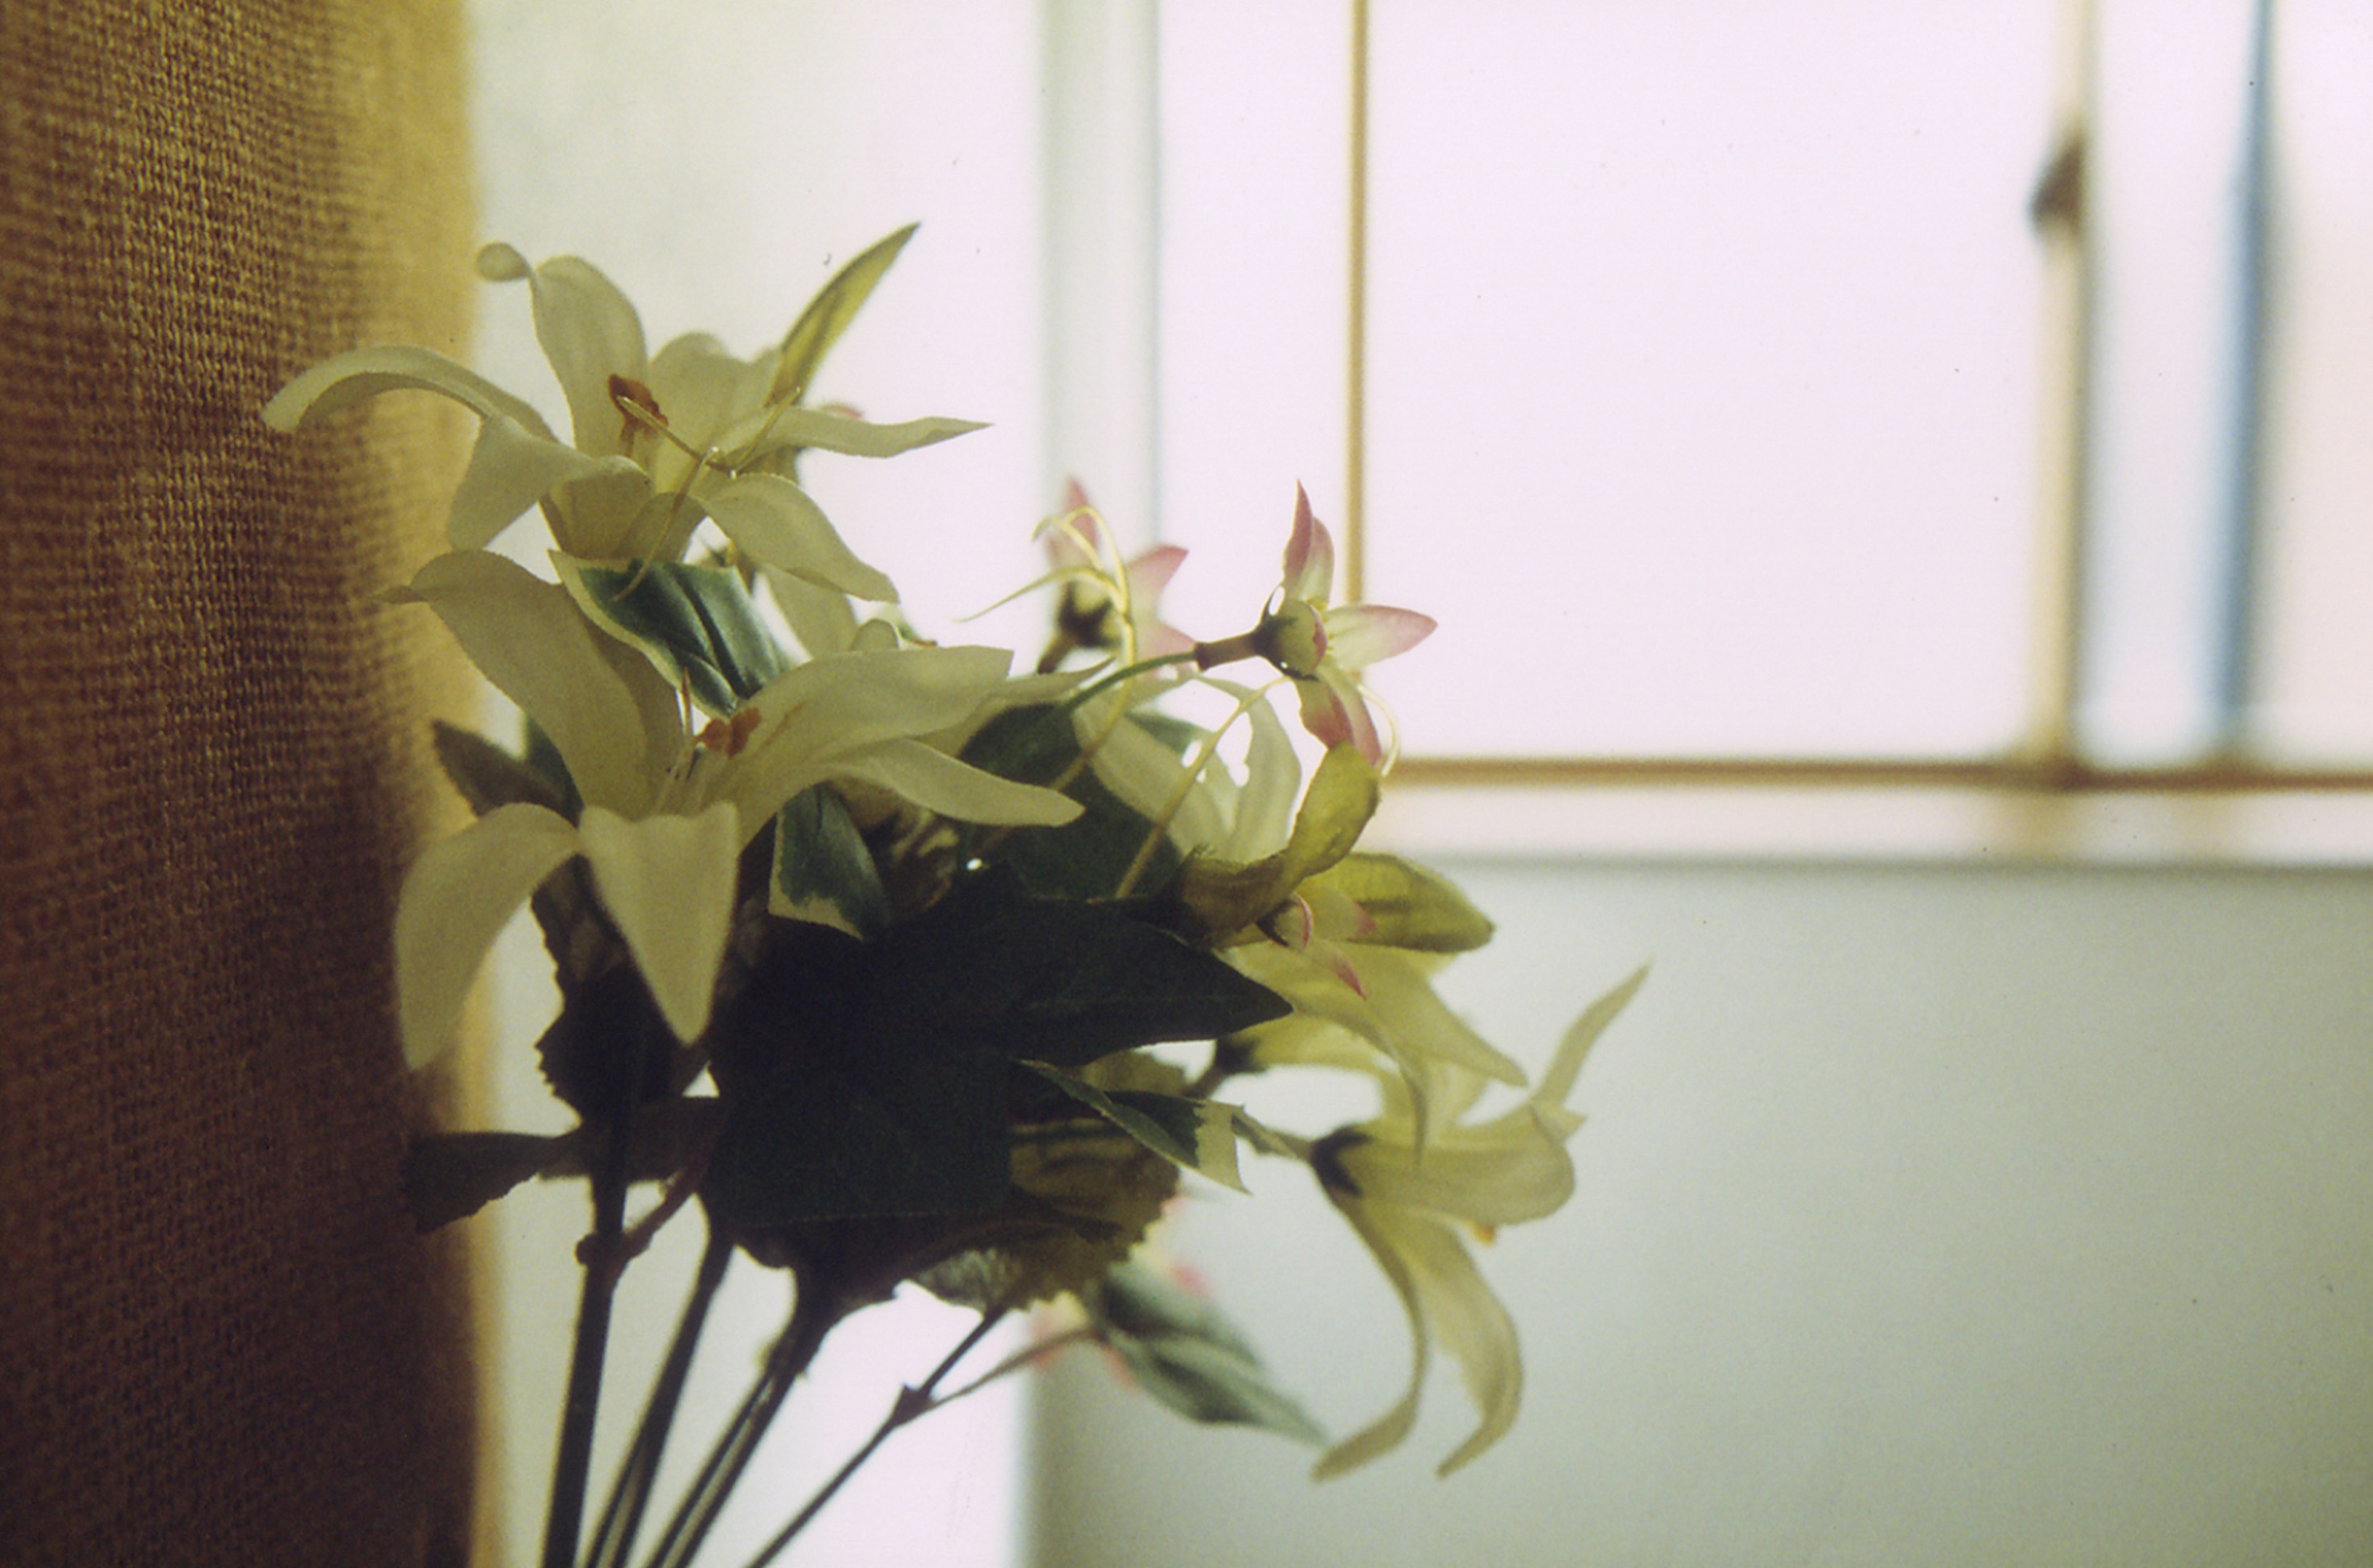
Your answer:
1361,2 -> 2055,758
1149,0 -> 1354,647
2254,1 -> 2373,765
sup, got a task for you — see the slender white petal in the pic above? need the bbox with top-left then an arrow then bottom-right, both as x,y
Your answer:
700,473 -> 899,602
394,803 -> 578,1068
813,740 -> 1083,828
1387,1208 -> 1524,1477
397,551 -> 666,817
263,344 -> 552,434
576,803 -> 741,1043
447,415 -> 630,550
1534,964 -> 1649,1110
729,405 -> 985,462
1073,698 -> 1227,853
1312,1198 -> 1428,1480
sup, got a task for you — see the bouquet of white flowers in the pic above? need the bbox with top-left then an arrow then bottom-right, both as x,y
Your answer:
268,225 -> 1642,1568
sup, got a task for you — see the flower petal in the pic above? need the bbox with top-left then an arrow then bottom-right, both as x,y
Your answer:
263,344 -> 552,436
515,254 -> 649,457
1340,1111 -> 1575,1228
1320,603 -> 1437,671
576,802 -> 741,1043
394,803 -> 578,1067
1281,484 -> 1335,604
729,405 -> 985,463
1387,1207 -> 1524,1477
1311,1197 -> 1428,1480
449,414 -> 632,550
820,739 -> 1083,827
700,472 -> 899,602
396,550 -> 669,816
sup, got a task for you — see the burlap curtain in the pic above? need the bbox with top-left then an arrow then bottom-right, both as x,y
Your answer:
2,3 -> 483,1563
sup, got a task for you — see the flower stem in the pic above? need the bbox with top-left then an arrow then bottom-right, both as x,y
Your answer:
539,1025 -> 658,1568
640,1283 -> 837,1568
733,1308 -> 1009,1568
586,1222 -> 734,1568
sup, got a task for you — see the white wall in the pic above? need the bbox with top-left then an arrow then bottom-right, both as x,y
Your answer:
1030,858 -> 2373,1566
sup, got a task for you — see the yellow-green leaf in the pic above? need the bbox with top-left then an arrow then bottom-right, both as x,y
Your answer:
769,223 -> 918,406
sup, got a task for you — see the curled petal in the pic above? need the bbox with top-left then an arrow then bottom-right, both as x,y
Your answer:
1295,668 -> 1383,766
263,344 -> 552,436
1311,1198 -> 1427,1479
395,803 -> 578,1068
577,803 -> 742,1043
701,472 -> 899,602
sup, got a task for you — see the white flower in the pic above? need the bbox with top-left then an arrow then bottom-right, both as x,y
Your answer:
389,549 -> 1080,1066
1308,965 -> 1646,1478
264,244 -> 978,597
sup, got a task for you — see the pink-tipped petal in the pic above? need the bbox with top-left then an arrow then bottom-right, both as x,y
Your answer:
1281,484 -> 1335,602
1323,604 -> 1437,670
1125,543 -> 1188,600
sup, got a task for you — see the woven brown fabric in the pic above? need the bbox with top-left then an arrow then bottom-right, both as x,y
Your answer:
0,4 -> 481,1564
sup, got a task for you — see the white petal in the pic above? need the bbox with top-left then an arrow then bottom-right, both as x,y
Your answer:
728,405 -> 984,463
448,414 -> 625,550
577,803 -> 741,1043
1342,1111 -> 1575,1228
394,804 -> 578,1068
700,472 -> 899,602
264,344 -> 552,435
1209,678 -> 1300,861
1389,1208 -> 1523,1477
1074,697 -> 1227,852
1533,964 -> 1649,1111
748,645 -> 1016,754
827,740 -> 1083,825
399,551 -> 667,816
1312,1197 -> 1428,1480
522,255 -> 649,457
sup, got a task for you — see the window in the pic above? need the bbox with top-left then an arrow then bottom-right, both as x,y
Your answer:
1110,0 -> 2373,861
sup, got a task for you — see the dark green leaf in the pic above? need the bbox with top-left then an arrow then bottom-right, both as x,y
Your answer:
771,224 -> 918,407
562,559 -> 786,717
703,925 -> 1010,1223
866,871 -> 1290,1066
1085,1262 -> 1325,1444
402,1131 -> 565,1231
772,783 -> 889,937
430,720 -> 567,819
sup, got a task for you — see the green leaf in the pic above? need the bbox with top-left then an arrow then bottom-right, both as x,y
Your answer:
703,924 -> 1010,1223
1304,853 -> 1495,953
1017,1061 -> 1246,1192
1085,1262 -> 1326,1444
960,704 -> 1182,900
866,870 -> 1290,1066
431,720 -> 569,819
559,556 -> 787,718
402,1131 -> 566,1231
770,223 -> 918,407
771,783 -> 890,937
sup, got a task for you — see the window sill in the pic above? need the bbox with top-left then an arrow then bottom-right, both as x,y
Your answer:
1369,759 -> 2373,867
